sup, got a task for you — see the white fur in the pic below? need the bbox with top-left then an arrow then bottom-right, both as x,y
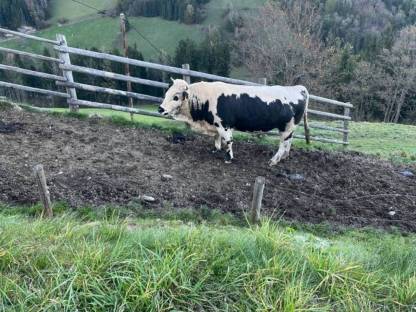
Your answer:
160,80 -> 308,165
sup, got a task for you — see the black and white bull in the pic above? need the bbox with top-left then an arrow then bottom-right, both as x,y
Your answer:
158,79 -> 309,166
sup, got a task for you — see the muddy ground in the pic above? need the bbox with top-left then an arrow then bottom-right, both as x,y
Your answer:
1,109 -> 415,231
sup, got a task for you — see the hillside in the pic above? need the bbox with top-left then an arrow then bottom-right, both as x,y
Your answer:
1,0 -> 265,60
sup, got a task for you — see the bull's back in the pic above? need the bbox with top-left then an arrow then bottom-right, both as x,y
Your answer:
216,86 -> 307,132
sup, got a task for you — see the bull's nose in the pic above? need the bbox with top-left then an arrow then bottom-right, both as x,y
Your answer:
158,106 -> 165,114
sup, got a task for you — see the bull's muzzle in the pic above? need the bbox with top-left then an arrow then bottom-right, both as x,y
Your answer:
158,106 -> 165,114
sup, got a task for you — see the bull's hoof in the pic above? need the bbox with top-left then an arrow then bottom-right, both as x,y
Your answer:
224,151 -> 233,164
269,159 -> 279,167
211,149 -> 221,154
225,160 -> 233,164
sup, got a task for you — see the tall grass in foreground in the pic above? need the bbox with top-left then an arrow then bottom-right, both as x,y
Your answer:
0,214 -> 415,311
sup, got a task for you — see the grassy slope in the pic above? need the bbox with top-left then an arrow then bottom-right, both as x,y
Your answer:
2,16 -> 203,59
49,0 -> 118,23
0,211 -> 415,311
1,0 -> 265,60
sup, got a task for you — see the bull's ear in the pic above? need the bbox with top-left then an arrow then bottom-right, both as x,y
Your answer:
182,91 -> 189,100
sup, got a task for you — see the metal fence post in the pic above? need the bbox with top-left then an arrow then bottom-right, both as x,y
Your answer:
56,34 -> 78,113
343,105 -> 351,145
182,64 -> 191,84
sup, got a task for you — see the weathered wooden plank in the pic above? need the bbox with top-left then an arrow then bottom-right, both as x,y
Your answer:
292,134 -> 347,145
57,81 -> 163,103
33,164 -> 53,218
0,27 -> 59,45
68,99 -> 172,119
307,109 -> 351,120
250,176 -> 265,224
0,47 -> 62,63
56,34 -> 78,112
309,94 -> 353,108
60,64 -> 169,89
0,80 -> 69,98
182,64 -> 191,84
343,106 -> 351,144
0,64 -> 66,81
299,122 -> 349,134
54,45 -> 259,86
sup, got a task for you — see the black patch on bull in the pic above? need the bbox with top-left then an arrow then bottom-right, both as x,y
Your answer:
217,93 -> 305,132
290,90 -> 307,124
190,100 -> 214,125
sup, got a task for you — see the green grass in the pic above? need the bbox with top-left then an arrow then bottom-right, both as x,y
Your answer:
49,0 -> 118,23
349,122 -> 416,164
1,0 -> 265,61
47,107 -> 416,164
0,207 -> 415,311
2,16 -> 204,60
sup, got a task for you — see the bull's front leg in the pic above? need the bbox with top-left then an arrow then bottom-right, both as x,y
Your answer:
218,127 -> 233,163
211,133 -> 222,153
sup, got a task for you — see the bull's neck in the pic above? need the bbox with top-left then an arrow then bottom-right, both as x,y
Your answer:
176,90 -> 195,122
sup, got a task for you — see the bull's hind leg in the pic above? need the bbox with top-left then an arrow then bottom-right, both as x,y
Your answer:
269,131 -> 294,167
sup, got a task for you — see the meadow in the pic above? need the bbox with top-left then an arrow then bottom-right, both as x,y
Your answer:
1,1 -> 415,310
1,101 -> 415,311
1,206 -> 415,311
1,0 -> 266,60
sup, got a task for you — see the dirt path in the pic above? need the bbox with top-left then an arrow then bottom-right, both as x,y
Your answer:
1,109 -> 415,230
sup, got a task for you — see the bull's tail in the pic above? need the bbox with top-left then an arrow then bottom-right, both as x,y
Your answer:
303,91 -> 311,144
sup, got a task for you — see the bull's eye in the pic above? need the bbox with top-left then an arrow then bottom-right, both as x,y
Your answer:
173,96 -> 179,101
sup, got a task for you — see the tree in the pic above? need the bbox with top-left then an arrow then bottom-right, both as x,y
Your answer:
174,39 -> 200,70
238,1 -> 327,89
378,25 -> 416,122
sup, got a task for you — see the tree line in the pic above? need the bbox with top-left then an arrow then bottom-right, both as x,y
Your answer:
116,0 -> 210,24
236,0 -> 416,124
0,0 -> 50,30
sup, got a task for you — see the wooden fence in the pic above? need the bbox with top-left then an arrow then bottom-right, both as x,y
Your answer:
0,26 -> 353,145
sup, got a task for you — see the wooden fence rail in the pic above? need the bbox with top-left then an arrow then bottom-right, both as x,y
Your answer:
56,81 -> 163,103
0,47 -> 62,63
0,27 -> 353,145
0,64 -> 65,81
0,80 -> 69,98
60,64 -> 169,89
0,27 -> 58,45
54,45 -> 261,86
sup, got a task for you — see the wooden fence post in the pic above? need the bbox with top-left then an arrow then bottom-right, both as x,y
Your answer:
33,164 -> 53,218
56,34 -> 78,113
343,105 -> 351,145
258,77 -> 267,85
182,64 -> 191,84
120,13 -> 134,121
250,176 -> 265,224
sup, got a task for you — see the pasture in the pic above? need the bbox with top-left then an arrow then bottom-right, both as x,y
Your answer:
1,106 -> 415,231
1,207 -> 416,310
1,103 -> 415,311
1,0 -> 267,60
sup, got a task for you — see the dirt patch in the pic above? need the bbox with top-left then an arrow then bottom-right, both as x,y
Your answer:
0,121 -> 24,134
1,110 -> 415,230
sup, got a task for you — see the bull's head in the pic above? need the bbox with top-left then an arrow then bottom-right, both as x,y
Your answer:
158,78 -> 189,117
